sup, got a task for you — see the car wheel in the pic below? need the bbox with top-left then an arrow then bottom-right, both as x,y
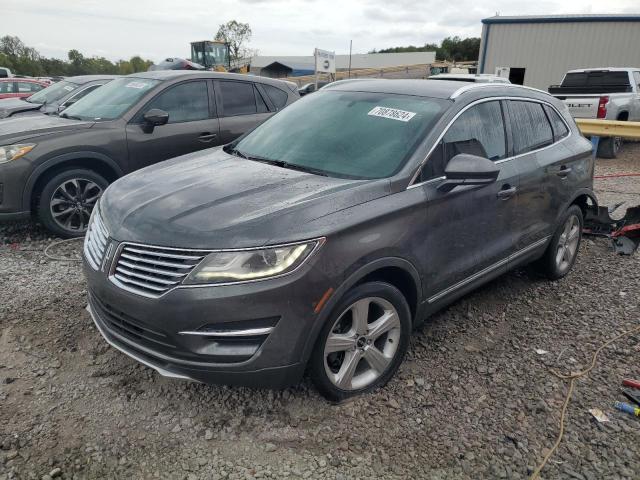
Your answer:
309,282 -> 411,402
597,136 -> 622,159
537,205 -> 583,280
37,169 -> 108,238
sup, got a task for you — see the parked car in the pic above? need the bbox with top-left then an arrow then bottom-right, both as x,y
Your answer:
298,81 -> 331,96
429,73 -> 510,83
0,67 -> 13,78
0,75 -> 118,119
149,58 -> 205,71
549,68 -> 640,158
83,79 -> 594,400
0,71 -> 299,236
0,78 -> 48,100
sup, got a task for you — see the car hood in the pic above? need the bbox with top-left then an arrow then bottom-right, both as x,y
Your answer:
101,147 -> 390,249
0,114 -> 94,143
0,98 -> 41,118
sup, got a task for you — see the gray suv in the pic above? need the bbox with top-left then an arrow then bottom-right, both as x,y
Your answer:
0,71 -> 298,237
83,80 -> 595,401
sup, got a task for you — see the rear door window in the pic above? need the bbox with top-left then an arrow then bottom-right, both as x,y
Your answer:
543,105 -> 569,141
219,81 -> 258,116
142,80 -> 209,123
263,84 -> 288,109
509,101 -> 553,155
421,100 -> 506,180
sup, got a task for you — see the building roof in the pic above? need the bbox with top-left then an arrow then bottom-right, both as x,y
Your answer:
482,14 -> 640,24
251,52 -> 436,70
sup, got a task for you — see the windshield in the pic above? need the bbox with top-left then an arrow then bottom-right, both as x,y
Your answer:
233,90 -> 449,179
26,80 -> 78,104
62,77 -> 160,121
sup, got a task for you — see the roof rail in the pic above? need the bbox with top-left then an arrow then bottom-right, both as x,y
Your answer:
450,82 -> 548,99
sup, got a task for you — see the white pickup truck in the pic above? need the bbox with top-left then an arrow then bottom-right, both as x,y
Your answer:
549,68 -> 640,158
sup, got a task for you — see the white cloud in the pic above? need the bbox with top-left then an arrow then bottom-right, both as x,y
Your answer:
3,0 -> 639,62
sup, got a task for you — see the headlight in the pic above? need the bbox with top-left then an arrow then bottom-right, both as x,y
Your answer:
0,144 -> 36,164
184,239 -> 323,285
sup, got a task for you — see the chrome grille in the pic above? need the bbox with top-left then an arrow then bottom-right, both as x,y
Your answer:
111,244 -> 208,297
83,210 -> 109,270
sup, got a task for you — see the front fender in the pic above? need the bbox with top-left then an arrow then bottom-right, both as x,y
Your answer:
299,256 -> 422,366
22,151 -> 123,208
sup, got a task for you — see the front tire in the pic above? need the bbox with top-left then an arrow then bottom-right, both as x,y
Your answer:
37,169 -> 108,238
309,282 -> 411,402
537,205 -> 583,280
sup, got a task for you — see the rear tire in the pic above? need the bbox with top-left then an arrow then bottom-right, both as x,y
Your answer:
309,281 -> 411,402
536,205 -> 583,280
597,136 -> 622,159
37,169 -> 108,238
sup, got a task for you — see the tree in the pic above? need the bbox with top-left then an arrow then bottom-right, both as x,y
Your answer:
0,35 -> 154,77
216,20 -> 252,62
370,36 -> 481,62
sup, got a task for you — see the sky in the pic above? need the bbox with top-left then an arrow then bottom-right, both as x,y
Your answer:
4,0 -> 639,63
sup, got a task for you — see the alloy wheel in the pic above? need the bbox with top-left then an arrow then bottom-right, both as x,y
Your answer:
555,214 -> 580,273
323,297 -> 401,390
49,178 -> 103,233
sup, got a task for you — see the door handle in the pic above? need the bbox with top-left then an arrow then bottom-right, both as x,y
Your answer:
198,132 -> 217,142
496,185 -> 517,200
556,166 -> 572,178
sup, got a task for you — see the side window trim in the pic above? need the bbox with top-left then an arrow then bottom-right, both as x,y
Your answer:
206,79 -> 217,118
409,96 -> 573,188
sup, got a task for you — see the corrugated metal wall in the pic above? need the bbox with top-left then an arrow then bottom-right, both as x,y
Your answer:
480,21 -> 640,89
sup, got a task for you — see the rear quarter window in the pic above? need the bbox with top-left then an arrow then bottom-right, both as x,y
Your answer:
543,105 -> 569,141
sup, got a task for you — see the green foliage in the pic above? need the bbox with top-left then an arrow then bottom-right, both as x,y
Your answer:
371,36 -> 481,62
216,20 -> 252,62
0,35 -> 154,77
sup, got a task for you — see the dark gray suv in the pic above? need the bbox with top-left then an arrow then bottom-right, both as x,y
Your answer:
83,80 -> 595,401
0,71 -> 298,237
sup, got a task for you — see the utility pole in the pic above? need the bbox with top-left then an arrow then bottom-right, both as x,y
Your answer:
348,40 -> 352,78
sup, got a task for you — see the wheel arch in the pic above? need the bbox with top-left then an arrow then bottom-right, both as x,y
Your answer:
567,189 -> 598,220
617,111 -> 629,121
24,152 -> 123,211
300,257 -> 422,366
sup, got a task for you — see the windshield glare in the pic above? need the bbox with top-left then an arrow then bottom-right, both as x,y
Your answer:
234,91 -> 448,179
27,80 -> 78,105
62,77 -> 160,121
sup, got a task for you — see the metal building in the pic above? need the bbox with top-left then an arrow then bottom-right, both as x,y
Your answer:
478,14 -> 640,89
251,52 -> 436,78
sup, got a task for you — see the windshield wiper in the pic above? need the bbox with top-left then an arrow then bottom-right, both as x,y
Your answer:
248,156 -> 329,177
59,112 -> 82,121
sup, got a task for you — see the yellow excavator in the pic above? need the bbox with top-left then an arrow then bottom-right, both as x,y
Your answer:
190,40 -> 231,72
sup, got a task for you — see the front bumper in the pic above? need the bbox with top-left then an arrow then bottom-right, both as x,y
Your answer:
83,250 -> 330,388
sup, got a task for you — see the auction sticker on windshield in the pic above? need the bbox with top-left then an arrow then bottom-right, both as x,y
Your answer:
126,81 -> 150,89
368,106 -> 416,122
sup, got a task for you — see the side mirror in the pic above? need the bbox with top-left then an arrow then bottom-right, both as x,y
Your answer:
143,109 -> 169,127
437,153 -> 500,192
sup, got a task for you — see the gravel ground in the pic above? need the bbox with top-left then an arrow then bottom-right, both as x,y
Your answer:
1,145 -> 639,480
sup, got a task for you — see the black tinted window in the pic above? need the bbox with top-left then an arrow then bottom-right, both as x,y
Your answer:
220,81 -> 256,116
263,84 -> 288,109
421,101 -> 506,180
510,101 -> 553,155
543,105 -> 569,141
562,71 -> 630,88
144,81 -> 209,123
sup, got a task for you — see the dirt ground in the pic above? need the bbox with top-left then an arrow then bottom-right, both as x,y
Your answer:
1,144 -> 639,480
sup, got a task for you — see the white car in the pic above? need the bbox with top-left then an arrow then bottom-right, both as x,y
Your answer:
429,73 -> 511,84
